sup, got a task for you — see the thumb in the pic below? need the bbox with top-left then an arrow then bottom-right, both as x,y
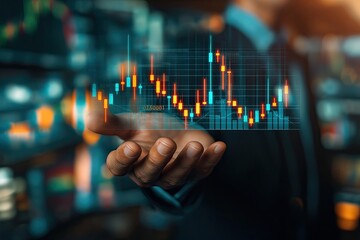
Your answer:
85,98 -> 136,140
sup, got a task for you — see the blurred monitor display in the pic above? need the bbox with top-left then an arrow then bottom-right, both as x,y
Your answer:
0,0 -> 70,65
309,36 -> 360,151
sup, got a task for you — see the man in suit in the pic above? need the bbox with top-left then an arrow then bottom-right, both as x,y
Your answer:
87,0 -> 335,239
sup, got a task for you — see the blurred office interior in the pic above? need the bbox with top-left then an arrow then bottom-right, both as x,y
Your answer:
1,0 -> 360,239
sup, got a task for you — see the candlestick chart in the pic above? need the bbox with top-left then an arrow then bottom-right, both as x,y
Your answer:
91,35 -> 300,130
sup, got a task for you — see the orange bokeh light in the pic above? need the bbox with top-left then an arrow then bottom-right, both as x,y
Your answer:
36,105 -> 55,131
8,122 -> 32,140
335,202 -> 360,231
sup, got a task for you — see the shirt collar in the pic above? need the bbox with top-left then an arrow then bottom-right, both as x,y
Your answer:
224,4 -> 276,52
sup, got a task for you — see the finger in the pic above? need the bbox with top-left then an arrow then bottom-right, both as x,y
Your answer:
157,141 -> 204,189
85,98 -> 136,139
106,141 -> 142,176
193,141 -> 226,180
129,138 -> 177,187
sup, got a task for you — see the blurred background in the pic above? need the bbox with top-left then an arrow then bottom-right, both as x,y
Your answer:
1,0 -> 360,239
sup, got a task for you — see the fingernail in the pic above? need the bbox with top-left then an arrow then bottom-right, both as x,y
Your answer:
187,145 -> 199,158
214,144 -> 224,154
124,144 -> 138,158
157,141 -> 173,156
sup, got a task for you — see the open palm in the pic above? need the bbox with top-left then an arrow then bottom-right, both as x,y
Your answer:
86,104 -> 226,190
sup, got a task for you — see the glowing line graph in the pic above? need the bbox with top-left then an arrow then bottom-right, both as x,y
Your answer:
92,36 -> 299,130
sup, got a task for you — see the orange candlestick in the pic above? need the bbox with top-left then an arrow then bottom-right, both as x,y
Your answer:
173,83 -> 178,106
132,66 -> 137,88
227,70 -> 232,106
238,107 -> 243,118
150,54 -> 155,83
156,78 -> 160,96
184,109 -> 188,130
221,55 -> 225,90
97,91 -> 102,101
261,103 -> 266,119
249,110 -> 254,127
203,78 -> 207,105
132,66 -> 137,101
216,49 -> 220,63
104,99 -> 108,123
284,80 -> 289,108
162,73 -> 166,96
120,64 -> 125,91
272,97 -> 277,107
196,90 -> 201,116
178,100 -> 183,111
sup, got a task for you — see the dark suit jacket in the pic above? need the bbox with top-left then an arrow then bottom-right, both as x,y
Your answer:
171,24 -> 336,240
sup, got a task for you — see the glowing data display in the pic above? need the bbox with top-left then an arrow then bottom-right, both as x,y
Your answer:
92,35 -> 300,130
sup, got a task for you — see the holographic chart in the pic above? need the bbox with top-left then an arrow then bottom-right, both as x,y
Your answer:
91,35 -> 300,130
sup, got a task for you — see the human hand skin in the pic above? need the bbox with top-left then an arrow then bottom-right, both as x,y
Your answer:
86,101 -> 226,190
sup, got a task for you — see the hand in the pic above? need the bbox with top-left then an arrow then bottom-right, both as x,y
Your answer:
86,102 -> 226,190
